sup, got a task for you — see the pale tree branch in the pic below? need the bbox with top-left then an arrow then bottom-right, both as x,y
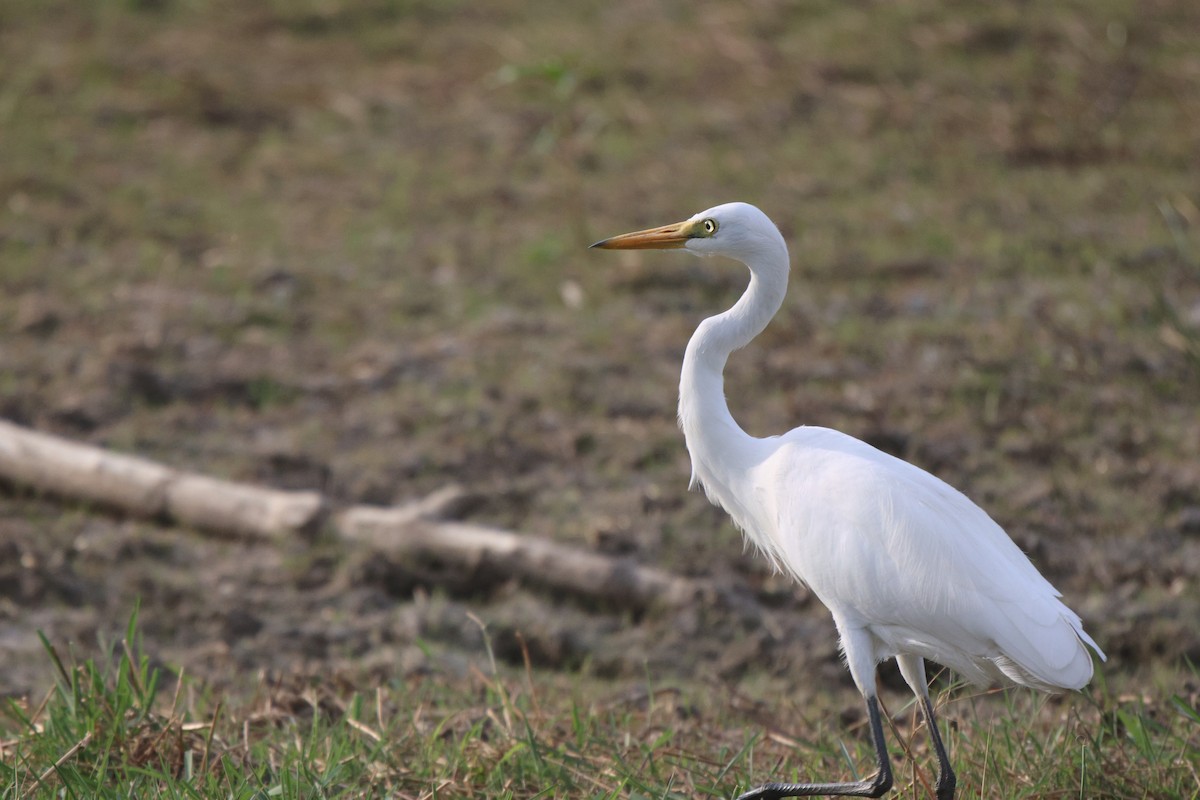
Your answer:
0,420 -> 698,611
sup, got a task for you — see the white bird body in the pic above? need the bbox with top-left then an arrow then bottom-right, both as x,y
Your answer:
698,424 -> 1099,692
593,201 -> 1104,800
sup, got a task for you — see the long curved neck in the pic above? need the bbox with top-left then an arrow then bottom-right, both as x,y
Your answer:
678,247 -> 789,489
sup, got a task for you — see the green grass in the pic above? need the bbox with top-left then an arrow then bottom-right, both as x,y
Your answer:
4,612 -> 1198,799
2,0 -> 1200,797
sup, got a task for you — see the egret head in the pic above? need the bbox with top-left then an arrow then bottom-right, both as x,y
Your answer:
590,202 -> 788,272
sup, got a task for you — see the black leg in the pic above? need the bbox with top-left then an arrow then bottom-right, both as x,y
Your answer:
917,694 -> 955,800
734,695 -> 893,800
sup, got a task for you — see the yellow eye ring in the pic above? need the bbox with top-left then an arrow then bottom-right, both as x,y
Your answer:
702,219 -> 718,235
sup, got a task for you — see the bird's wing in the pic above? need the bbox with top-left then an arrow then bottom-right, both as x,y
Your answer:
761,427 -> 1102,690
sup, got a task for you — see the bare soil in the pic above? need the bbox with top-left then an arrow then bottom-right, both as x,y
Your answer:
2,0 -> 1199,702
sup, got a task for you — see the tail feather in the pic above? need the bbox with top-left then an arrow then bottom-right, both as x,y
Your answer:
990,608 -> 1102,692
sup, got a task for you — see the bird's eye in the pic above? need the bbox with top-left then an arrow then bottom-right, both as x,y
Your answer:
702,219 -> 718,235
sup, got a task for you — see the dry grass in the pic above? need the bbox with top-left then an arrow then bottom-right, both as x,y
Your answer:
2,0 -> 1200,796
3,613 -> 1199,798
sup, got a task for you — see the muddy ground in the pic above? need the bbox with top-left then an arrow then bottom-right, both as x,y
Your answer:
2,1 -> 1199,702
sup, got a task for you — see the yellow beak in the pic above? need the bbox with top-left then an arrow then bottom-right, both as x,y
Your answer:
589,220 -> 691,250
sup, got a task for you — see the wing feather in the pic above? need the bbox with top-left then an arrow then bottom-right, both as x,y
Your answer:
756,427 -> 1103,691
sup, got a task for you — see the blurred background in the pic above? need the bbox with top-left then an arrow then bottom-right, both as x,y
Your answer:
1,0 -> 1198,699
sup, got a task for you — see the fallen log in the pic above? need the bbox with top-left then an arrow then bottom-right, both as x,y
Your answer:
0,420 -> 325,539
338,507 -> 699,610
0,420 -> 699,611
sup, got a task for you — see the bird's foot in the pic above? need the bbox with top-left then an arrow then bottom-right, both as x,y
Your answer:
733,771 -> 892,799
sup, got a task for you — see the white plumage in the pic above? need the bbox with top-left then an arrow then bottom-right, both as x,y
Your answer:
755,427 -> 1100,691
592,202 -> 1104,800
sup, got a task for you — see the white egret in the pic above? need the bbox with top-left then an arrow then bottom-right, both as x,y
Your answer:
591,202 -> 1104,800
